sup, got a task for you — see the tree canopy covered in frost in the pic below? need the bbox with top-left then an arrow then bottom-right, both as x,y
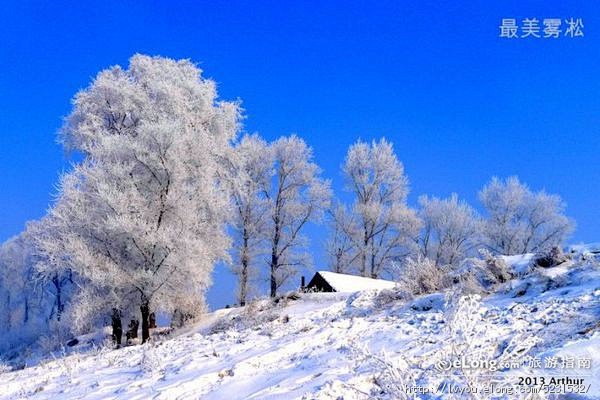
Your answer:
331,139 -> 420,278
265,135 -> 331,297
0,234 -> 40,344
37,54 -> 241,342
0,224 -> 75,351
226,134 -> 273,305
226,134 -> 331,300
418,193 -> 481,266
479,176 -> 574,255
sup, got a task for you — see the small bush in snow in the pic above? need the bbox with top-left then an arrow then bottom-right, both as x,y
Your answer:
372,288 -> 413,308
534,246 -> 568,268
478,249 -> 512,284
0,362 -> 11,374
351,345 -> 420,400
139,344 -> 163,375
38,319 -> 73,354
431,295 -> 541,399
51,348 -> 82,384
394,257 -> 453,295
210,298 -> 281,334
533,270 -> 570,293
457,250 -> 513,291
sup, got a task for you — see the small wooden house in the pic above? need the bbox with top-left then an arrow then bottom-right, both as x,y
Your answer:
304,271 -> 396,293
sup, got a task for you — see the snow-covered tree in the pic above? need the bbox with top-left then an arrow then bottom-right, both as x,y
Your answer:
0,225 -> 74,351
39,54 -> 240,343
325,204 -> 356,274
265,135 -> 331,297
26,218 -> 76,323
0,235 -> 35,337
333,138 -> 420,278
418,193 -> 481,267
479,176 -> 574,255
227,134 -> 273,305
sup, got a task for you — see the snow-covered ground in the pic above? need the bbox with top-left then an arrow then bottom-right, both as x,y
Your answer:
1,257 -> 600,399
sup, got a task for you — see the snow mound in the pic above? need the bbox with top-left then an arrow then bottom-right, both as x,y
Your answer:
501,253 -> 535,275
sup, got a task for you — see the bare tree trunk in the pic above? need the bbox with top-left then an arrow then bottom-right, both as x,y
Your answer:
171,309 -> 183,328
52,274 -> 64,321
141,299 -> 150,343
239,228 -> 249,306
23,297 -> 29,324
370,240 -> 377,278
270,218 -> 281,298
111,308 -> 122,347
334,248 -> 343,273
270,252 -> 277,298
360,230 -> 368,277
126,319 -> 139,340
149,312 -> 156,329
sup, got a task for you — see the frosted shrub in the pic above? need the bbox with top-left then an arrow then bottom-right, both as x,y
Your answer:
394,257 -> 452,295
139,344 -> 163,375
457,250 -> 512,290
0,362 -> 11,374
479,249 -> 512,284
372,287 -> 413,308
447,267 -> 487,295
210,298 -> 280,334
430,295 -> 541,400
51,348 -> 82,384
534,246 -> 568,268
350,344 -> 421,400
38,319 -> 74,354
528,269 -> 570,293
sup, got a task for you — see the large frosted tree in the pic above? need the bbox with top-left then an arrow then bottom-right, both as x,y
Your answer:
333,138 -> 420,278
418,194 -> 481,267
479,176 -> 574,255
227,134 -> 273,305
39,55 -> 240,343
265,135 -> 331,297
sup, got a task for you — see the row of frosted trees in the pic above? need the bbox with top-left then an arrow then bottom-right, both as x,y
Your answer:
0,54 -> 574,351
324,140 -> 574,278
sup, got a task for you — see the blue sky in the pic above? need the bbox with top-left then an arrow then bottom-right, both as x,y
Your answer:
1,1 -> 598,308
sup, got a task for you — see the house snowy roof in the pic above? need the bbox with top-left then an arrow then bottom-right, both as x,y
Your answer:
313,271 -> 396,292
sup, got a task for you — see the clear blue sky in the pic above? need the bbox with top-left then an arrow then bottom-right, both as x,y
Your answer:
1,1 -> 598,308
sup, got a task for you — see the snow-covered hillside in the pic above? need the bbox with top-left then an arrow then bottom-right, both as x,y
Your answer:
1,258 -> 600,399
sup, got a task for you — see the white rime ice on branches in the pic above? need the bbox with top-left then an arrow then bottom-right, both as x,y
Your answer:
265,135 -> 331,297
37,54 -> 241,342
479,176 -> 574,255
0,223 -> 75,351
418,193 -> 481,267
227,134 -> 331,300
331,138 -> 420,278
226,134 -> 273,305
